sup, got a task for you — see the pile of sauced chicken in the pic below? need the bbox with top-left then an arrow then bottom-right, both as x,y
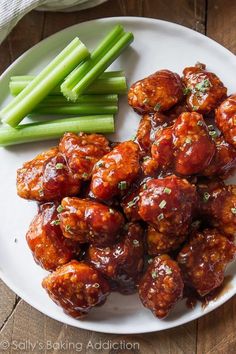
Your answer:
17,63 -> 236,320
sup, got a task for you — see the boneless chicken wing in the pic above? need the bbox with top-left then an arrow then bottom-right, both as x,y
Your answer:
128,70 -> 184,114
151,112 -> 215,176
59,197 -> 124,246
90,141 -> 140,200
146,226 -> 186,256
59,132 -> 111,181
42,261 -> 110,318
182,63 -> 227,114
202,136 -> 236,178
198,183 -> 236,238
87,223 -> 144,294
138,175 -> 197,236
138,255 -> 184,318
177,229 -> 236,296
215,95 -> 236,148
17,147 -> 80,202
26,203 -> 80,271
135,112 -> 174,154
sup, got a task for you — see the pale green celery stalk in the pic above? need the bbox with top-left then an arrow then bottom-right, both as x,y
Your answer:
61,32 -> 133,101
61,25 -> 124,96
36,94 -> 118,106
10,75 -> 35,81
10,71 -> 124,82
33,104 -> 118,115
9,71 -> 126,96
0,115 -> 114,146
1,37 -> 89,127
3,38 -> 88,119
86,76 -> 127,94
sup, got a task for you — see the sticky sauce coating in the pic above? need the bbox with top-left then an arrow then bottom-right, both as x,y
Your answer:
59,197 -> 125,246
128,70 -> 184,114
42,261 -> 110,318
178,229 -> 236,296
139,255 -> 184,318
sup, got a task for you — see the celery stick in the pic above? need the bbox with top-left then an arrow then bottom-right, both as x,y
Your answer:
61,32 -> 133,101
86,77 -> 127,94
0,115 -> 114,146
33,104 -> 118,115
1,37 -> 89,127
62,25 -> 125,94
36,94 -> 118,106
9,72 -> 127,96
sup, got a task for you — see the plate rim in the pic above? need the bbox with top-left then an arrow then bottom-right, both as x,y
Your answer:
0,16 -> 236,334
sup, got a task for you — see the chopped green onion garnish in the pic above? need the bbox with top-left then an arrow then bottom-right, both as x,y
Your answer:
185,137 -> 192,144
51,219 -> 60,226
82,173 -> 89,179
118,180 -> 127,190
157,213 -> 164,221
133,239 -> 139,247
65,225 -> 72,232
197,120 -> 204,126
209,130 -> 217,138
165,266 -> 173,275
159,200 -> 167,209
143,156 -> 150,161
195,79 -> 211,93
151,271 -> 157,279
127,196 -> 140,208
203,192 -> 210,202
231,207 -> 236,214
154,103 -> 161,111
55,163 -> 66,170
143,98 -> 149,104
183,87 -> 191,95
109,208 -> 115,214
97,161 -> 105,168
57,205 -> 64,213
164,187 -> 171,195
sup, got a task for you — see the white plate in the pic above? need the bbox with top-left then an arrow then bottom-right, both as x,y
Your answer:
0,17 -> 236,334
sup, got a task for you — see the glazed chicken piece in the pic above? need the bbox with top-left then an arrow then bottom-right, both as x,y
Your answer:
26,203 -> 80,271
135,112 -> 175,155
90,141 -> 140,201
59,197 -> 124,246
198,183 -> 236,238
138,175 -> 198,237
146,226 -> 186,256
138,255 -> 184,318
87,223 -> 144,294
177,229 -> 236,296
165,100 -> 190,121
17,147 -> 80,202
202,136 -> 236,179
151,112 -> 216,176
182,63 -> 227,114
128,70 -> 184,114
42,261 -> 110,318
215,95 -> 236,148
121,186 -> 141,221
135,114 -> 157,154
59,132 -> 111,181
